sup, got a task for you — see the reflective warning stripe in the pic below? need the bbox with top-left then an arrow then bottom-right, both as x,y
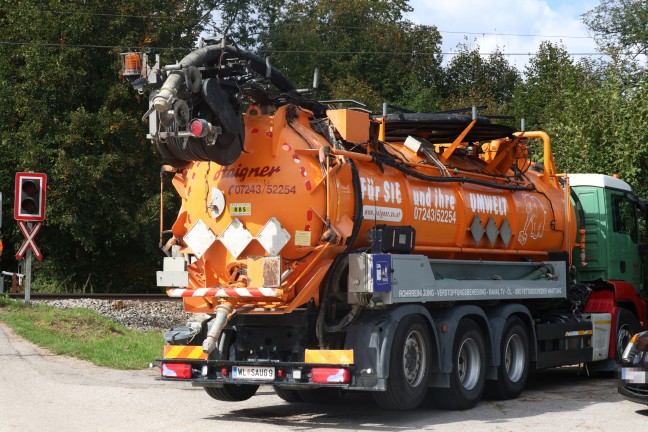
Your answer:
166,288 -> 283,298
164,345 -> 208,360
564,330 -> 593,337
305,349 -> 354,364
593,320 -> 611,326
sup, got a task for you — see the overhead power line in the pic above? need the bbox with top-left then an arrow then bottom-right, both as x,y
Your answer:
0,40 -> 615,57
0,6 -> 594,41
0,6 -> 206,22
0,40 -> 186,51
438,30 -> 593,39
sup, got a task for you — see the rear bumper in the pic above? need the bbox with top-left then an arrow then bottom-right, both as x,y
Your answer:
618,365 -> 648,406
618,382 -> 648,405
156,358 -> 383,390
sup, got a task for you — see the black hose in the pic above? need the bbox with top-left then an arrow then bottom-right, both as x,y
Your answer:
569,187 -> 586,232
153,45 -> 297,167
155,45 -> 295,110
372,149 -> 531,191
345,159 -> 364,252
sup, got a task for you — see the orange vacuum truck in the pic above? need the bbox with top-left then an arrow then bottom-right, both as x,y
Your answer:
122,40 -> 647,410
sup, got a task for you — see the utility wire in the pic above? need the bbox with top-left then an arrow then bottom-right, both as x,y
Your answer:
0,40 -> 613,57
0,6 -> 206,21
438,30 -> 592,39
0,6 -> 595,41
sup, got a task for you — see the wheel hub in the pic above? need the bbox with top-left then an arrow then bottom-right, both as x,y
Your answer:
504,334 -> 525,382
403,330 -> 426,387
457,337 -> 481,390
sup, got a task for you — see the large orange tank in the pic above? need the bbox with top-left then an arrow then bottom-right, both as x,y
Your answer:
142,43 -> 577,342
165,106 -> 575,315
133,44 -> 584,353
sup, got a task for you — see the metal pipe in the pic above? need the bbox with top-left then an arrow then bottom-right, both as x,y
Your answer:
202,303 -> 235,354
159,165 -> 176,249
514,131 -> 558,186
153,45 -> 296,113
414,245 -> 549,256
295,148 -> 373,162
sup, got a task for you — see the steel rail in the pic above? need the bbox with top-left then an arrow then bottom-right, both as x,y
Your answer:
4,293 -> 179,301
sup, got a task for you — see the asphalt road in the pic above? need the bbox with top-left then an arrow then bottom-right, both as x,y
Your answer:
1,322 -> 647,432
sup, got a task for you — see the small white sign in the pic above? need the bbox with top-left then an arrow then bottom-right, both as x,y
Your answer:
230,203 -> 251,216
183,219 -> 216,259
362,205 -> 403,222
294,230 -> 312,246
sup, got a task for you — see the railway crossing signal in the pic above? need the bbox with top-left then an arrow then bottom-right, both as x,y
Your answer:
15,221 -> 42,261
14,172 -> 47,222
13,172 -> 47,305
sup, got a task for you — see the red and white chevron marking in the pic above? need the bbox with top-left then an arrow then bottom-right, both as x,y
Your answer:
166,287 -> 282,298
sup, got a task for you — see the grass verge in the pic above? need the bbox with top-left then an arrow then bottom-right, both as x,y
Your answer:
0,296 -> 162,369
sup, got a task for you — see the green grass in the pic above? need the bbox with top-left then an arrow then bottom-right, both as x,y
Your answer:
0,296 -> 163,369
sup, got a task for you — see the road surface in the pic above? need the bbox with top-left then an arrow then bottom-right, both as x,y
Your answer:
1,322 -> 646,432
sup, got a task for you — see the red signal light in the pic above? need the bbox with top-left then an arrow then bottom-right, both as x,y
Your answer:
161,362 -> 192,379
311,367 -> 350,384
14,172 -> 47,222
190,119 -> 210,138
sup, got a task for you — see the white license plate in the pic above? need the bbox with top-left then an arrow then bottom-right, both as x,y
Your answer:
621,368 -> 647,384
232,366 -> 275,381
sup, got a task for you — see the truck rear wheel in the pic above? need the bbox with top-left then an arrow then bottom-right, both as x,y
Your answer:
616,308 -> 640,361
431,318 -> 486,410
273,386 -> 304,402
486,317 -> 529,400
204,384 -> 259,402
372,315 -> 431,410
298,388 -> 345,404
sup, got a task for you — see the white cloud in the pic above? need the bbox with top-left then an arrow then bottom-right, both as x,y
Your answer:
406,0 -> 601,71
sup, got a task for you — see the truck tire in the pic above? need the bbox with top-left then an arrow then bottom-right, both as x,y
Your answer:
204,384 -> 259,402
431,318 -> 486,410
616,308 -> 640,361
273,386 -> 304,403
297,388 -> 345,404
486,317 -> 529,400
372,315 -> 431,410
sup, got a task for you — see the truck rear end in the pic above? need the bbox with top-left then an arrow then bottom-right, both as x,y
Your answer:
122,38 -> 647,410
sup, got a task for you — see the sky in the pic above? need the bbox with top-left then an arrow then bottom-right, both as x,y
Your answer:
406,0 -> 601,71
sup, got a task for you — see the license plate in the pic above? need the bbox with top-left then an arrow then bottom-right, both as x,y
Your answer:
232,366 -> 275,381
621,368 -> 647,384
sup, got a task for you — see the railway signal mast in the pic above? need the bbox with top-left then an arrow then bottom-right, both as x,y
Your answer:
14,172 -> 47,304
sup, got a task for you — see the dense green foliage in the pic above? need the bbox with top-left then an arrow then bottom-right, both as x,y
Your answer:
441,45 -> 521,115
583,0 -> 648,59
0,0 -> 645,292
0,0 -> 221,291
234,0 -> 445,112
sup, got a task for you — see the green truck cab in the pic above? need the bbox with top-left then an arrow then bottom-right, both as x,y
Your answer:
570,174 -> 647,293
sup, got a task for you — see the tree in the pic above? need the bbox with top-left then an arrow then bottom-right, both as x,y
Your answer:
0,0 -> 224,291
583,0 -> 648,60
514,40 -> 648,197
513,42 -> 586,131
442,44 -> 521,116
218,0 -> 444,112
550,61 -> 648,197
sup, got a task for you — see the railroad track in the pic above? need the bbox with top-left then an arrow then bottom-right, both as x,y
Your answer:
3,292 -> 178,301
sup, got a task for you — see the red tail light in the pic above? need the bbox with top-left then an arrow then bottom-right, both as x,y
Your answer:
311,367 -> 350,384
161,362 -> 192,379
190,119 -> 210,138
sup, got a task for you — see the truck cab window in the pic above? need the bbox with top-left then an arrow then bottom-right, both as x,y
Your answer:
613,196 -> 638,243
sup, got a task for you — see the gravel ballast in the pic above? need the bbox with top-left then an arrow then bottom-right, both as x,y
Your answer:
33,299 -> 194,332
